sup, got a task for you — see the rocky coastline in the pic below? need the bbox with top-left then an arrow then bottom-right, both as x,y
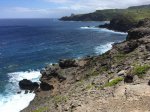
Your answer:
21,18 -> 150,112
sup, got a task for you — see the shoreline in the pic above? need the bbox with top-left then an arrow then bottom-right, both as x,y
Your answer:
22,18 -> 150,112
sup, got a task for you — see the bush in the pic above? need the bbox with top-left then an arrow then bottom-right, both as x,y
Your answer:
104,77 -> 124,87
132,65 -> 150,78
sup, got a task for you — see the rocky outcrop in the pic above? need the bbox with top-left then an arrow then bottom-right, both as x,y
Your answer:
19,79 -> 39,90
99,16 -> 137,32
40,81 -> 54,91
127,28 -> 150,40
59,59 -> 78,68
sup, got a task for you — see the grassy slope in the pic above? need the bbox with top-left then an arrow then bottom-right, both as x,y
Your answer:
60,4 -> 150,22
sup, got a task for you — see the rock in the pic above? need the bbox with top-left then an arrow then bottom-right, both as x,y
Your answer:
99,15 -> 137,32
137,18 -> 150,28
148,80 -> 150,86
124,75 -> 134,83
19,79 -> 39,90
117,70 -> 126,76
146,44 -> 150,51
59,59 -> 78,68
40,82 -> 54,91
127,27 -> 150,40
25,90 -> 28,94
120,41 -> 138,53
17,91 -> 21,94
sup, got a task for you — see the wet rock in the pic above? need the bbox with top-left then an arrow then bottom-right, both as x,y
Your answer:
19,79 -> 39,90
124,75 -> 134,83
25,90 -> 28,94
40,82 -> 54,91
59,59 -> 78,68
17,91 -> 21,94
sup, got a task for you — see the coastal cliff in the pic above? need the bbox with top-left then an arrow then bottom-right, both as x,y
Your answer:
21,18 -> 150,112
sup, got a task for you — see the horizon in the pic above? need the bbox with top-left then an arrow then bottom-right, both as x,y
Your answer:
0,0 -> 150,18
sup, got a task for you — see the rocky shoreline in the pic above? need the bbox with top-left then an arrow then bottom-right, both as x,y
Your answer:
21,19 -> 150,112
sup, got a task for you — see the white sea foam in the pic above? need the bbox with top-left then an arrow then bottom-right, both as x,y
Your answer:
100,28 -> 128,35
95,42 -> 114,54
80,26 -> 128,35
80,26 -> 99,30
0,70 -> 41,112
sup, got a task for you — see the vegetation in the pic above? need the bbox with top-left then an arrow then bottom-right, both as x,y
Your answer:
104,77 -> 124,87
53,95 -> 67,104
132,65 -> 150,78
60,4 -> 150,22
32,107 -> 48,112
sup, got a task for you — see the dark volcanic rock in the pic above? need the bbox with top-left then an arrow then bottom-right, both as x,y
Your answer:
137,18 -> 150,28
59,59 -> 78,68
127,28 -> 150,40
123,41 -> 138,53
40,82 -> 54,91
146,43 -> 150,51
124,75 -> 134,83
19,79 -> 39,90
99,16 -> 137,32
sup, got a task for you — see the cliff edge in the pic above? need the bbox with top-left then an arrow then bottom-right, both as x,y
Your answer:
22,19 -> 150,112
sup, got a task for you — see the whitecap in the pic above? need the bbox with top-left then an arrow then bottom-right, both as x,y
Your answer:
100,28 -> 128,35
0,70 -> 41,112
95,42 -> 114,54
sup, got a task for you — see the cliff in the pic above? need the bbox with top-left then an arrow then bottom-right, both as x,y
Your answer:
21,19 -> 150,112
60,4 -> 150,22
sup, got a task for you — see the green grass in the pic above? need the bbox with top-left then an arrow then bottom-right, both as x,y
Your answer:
53,95 -> 67,104
32,107 -> 48,112
104,77 -> 124,87
132,65 -> 150,78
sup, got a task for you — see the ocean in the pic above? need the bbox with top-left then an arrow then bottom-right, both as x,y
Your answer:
0,18 -> 127,112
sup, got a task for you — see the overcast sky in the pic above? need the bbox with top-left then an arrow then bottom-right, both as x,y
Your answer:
0,0 -> 150,18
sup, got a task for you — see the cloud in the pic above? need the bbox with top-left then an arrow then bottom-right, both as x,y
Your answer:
0,0 -> 150,18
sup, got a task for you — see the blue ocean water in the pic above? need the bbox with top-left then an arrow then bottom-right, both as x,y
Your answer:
0,19 -> 127,112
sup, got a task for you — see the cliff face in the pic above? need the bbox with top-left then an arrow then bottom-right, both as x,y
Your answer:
22,19 -> 150,112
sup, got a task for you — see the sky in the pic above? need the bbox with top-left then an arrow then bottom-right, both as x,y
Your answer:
0,0 -> 150,18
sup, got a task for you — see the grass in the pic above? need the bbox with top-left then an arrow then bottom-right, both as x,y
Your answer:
104,77 -> 124,87
32,107 -> 48,112
53,95 -> 67,104
85,84 -> 95,90
132,65 -> 150,78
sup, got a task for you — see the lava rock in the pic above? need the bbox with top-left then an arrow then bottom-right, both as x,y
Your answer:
59,59 -> 78,68
19,79 -> 39,90
124,75 -> 134,83
40,82 -> 54,91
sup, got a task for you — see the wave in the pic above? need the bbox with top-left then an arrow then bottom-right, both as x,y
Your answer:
100,28 -> 128,35
80,26 -> 99,30
0,70 -> 41,112
80,26 -> 127,35
95,42 -> 114,54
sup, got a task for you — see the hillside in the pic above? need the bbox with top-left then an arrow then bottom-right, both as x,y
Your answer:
21,18 -> 150,112
60,4 -> 150,22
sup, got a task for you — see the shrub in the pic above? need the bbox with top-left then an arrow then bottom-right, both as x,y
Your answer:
104,77 -> 124,87
132,65 -> 150,78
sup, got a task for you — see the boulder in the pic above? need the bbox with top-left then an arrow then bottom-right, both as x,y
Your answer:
124,75 -> 134,83
59,59 -> 78,68
40,82 -> 54,91
19,79 -> 39,90
148,80 -> 150,86
117,70 -> 126,76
